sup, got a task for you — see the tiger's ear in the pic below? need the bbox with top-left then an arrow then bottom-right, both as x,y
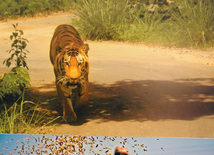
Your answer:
80,44 -> 89,56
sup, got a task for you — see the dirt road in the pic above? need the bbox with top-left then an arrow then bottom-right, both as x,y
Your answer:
1,13 -> 214,138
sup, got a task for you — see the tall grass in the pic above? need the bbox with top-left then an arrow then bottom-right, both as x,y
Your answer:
118,4 -> 166,43
72,0 -> 135,40
167,0 -> 214,48
0,0 -> 77,19
72,0 -> 174,42
73,0 -> 214,49
0,93 -> 60,134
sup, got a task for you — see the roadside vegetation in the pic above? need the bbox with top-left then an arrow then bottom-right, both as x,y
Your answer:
0,0 -> 213,49
0,0 -> 81,20
0,24 -> 60,134
73,0 -> 214,49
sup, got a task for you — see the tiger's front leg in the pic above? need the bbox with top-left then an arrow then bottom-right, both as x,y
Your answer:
56,84 -> 77,122
79,80 -> 89,107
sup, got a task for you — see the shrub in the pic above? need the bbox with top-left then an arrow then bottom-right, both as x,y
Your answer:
165,0 -> 214,48
0,24 -> 60,134
0,23 -> 30,104
73,0 -> 214,49
4,23 -> 29,69
0,0 -> 77,19
72,0 -> 135,40
72,0 -> 174,42
0,67 -> 30,103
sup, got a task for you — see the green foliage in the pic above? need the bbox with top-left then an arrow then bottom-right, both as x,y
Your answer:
0,94 -> 61,134
0,24 -> 60,134
167,0 -> 214,48
0,67 -> 31,102
73,0 -> 214,49
4,23 -> 29,69
72,0 -> 172,42
0,0 -> 77,19
0,24 -> 30,103
72,0 -> 135,40
118,4 -> 166,42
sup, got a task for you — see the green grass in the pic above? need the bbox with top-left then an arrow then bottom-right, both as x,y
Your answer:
118,5 -> 166,43
73,0 -> 214,49
72,0 -> 135,40
0,0 -> 78,19
165,0 -> 214,48
0,93 -> 61,134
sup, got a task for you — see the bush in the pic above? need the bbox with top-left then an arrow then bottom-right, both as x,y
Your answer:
72,0 -> 174,42
0,67 -> 30,103
0,23 -> 30,104
4,23 -> 29,69
0,0 -> 77,19
72,0 -> 135,40
0,24 -> 60,134
167,0 -> 214,48
73,0 -> 214,49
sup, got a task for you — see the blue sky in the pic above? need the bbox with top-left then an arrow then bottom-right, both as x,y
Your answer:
1,134 -> 214,155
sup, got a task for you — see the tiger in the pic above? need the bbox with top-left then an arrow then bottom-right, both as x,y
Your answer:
50,24 -> 89,122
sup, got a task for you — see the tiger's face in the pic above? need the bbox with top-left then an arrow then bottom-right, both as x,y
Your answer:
63,50 -> 88,83
54,44 -> 89,85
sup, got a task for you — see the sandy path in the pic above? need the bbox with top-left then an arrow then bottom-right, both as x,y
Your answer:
0,13 -> 214,138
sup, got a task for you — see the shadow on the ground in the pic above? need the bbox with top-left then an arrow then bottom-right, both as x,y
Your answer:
28,78 -> 214,125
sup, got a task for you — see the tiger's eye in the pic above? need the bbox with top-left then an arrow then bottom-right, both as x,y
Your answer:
76,54 -> 83,66
78,62 -> 82,66
64,54 -> 71,65
81,67 -> 85,72
64,61 -> 69,66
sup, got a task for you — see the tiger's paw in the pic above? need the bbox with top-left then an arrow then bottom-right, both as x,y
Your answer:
64,112 -> 77,123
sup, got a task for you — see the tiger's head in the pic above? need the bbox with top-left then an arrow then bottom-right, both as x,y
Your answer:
54,43 -> 89,85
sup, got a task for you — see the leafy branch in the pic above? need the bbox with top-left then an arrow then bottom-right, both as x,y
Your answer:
3,23 -> 29,69
0,23 -> 30,103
